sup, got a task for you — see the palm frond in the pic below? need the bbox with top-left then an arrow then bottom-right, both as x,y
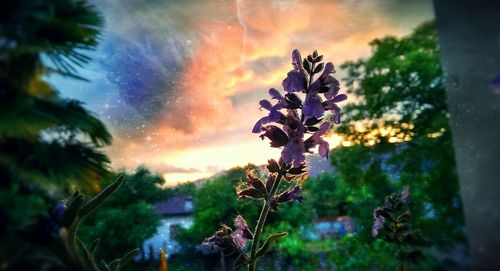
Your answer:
0,139 -> 111,189
0,92 -> 112,146
1,0 -> 104,80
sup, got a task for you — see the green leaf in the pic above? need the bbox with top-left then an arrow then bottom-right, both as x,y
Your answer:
60,194 -> 84,228
397,210 -> 411,223
108,259 -> 120,270
80,175 -> 125,217
232,253 -> 249,270
256,232 -> 288,257
90,238 -> 101,259
101,260 -> 112,271
77,238 -> 100,270
114,248 -> 140,271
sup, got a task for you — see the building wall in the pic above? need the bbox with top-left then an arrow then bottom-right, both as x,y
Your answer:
140,215 -> 193,260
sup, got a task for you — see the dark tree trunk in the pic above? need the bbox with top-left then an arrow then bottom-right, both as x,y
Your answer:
433,1 -> 500,270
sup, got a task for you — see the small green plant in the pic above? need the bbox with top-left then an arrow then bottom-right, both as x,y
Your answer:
9,176 -> 139,270
372,186 -> 422,271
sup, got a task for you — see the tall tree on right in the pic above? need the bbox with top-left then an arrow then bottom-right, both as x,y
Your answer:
331,21 -> 466,257
433,1 -> 500,269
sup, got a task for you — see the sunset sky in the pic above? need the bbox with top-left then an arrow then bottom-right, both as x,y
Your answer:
51,0 -> 434,186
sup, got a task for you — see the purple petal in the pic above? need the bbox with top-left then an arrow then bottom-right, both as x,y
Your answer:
324,77 -> 340,99
288,186 -> 304,202
252,116 -> 269,133
333,111 -> 341,124
323,100 -> 341,111
283,71 -> 306,93
321,62 -> 335,77
400,185 -> 410,204
269,107 -> 284,122
317,122 -> 330,135
53,202 -> 67,221
259,99 -> 273,110
281,141 -> 305,167
291,49 -> 303,70
318,138 -> 329,158
232,229 -> 247,248
269,88 -> 283,100
372,208 -> 386,237
333,94 -> 347,103
234,215 -> 248,230
303,94 -> 324,119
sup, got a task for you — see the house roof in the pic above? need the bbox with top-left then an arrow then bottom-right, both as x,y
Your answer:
154,195 -> 193,216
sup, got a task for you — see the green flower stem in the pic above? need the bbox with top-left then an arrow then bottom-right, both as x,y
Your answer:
395,222 -> 409,271
248,167 -> 285,271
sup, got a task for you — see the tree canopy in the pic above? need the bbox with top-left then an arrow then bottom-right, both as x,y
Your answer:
332,21 -> 465,248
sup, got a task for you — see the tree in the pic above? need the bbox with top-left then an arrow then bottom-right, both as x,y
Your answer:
177,165 -> 316,269
0,0 -> 113,265
330,21 -> 465,262
434,2 -> 500,269
178,166 -> 260,248
78,167 -> 180,262
0,0 -> 112,189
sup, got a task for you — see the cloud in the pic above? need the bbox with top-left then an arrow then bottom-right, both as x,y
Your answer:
152,163 -> 201,174
97,30 -> 186,123
79,0 -> 434,179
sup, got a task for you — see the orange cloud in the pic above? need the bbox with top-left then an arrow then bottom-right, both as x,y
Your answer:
105,0 -> 433,182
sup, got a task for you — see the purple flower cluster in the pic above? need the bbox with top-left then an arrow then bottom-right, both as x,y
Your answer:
269,185 -> 304,212
232,215 -> 252,249
47,202 -> 67,235
253,50 -> 347,167
372,207 -> 386,237
205,50 -> 347,269
204,215 -> 253,250
400,185 -> 410,205
372,186 -> 411,237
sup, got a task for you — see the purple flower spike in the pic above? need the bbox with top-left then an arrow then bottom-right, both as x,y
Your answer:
254,49 -> 347,168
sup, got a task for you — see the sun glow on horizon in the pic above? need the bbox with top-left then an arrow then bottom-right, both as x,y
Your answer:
158,132 -> 345,185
